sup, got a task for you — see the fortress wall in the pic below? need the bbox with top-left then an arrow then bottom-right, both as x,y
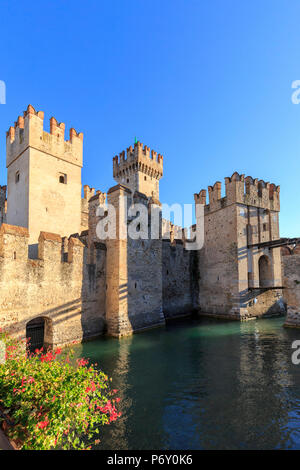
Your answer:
282,247 -> 300,327
113,142 -> 163,199
162,240 -> 195,318
0,224 -> 105,348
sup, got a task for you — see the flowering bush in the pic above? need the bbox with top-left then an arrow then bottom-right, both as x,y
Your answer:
0,331 -> 121,450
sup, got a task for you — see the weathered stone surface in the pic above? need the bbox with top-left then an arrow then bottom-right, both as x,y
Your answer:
195,172 -> 284,320
282,248 -> 300,327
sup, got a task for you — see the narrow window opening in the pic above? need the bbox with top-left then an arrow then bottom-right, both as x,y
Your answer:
15,171 -> 20,183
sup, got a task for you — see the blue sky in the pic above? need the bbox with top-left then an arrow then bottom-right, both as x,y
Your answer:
1,0 -> 300,236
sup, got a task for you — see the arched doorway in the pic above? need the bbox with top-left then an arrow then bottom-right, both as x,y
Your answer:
259,255 -> 272,288
26,317 -> 53,353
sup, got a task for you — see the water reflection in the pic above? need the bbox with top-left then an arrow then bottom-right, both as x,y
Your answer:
74,317 -> 300,450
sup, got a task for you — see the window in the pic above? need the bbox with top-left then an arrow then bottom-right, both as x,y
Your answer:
144,176 -> 147,181
263,223 -> 268,232
15,171 -> 20,183
59,173 -> 67,184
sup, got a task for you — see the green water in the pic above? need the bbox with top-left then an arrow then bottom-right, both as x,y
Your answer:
73,316 -> 300,450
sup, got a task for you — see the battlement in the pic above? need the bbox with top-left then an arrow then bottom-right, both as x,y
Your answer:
6,105 -> 83,168
194,171 -> 280,212
113,141 -> 163,180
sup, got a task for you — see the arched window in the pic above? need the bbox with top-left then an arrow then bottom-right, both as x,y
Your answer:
259,255 -> 272,288
26,317 -> 53,353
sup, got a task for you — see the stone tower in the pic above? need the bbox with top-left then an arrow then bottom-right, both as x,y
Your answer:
194,172 -> 284,320
105,184 -> 165,337
113,141 -> 163,199
6,105 -> 83,247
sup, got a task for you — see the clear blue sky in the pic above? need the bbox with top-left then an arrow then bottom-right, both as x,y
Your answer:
1,0 -> 300,236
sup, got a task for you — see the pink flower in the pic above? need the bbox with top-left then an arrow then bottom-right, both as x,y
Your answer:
37,418 -> 49,429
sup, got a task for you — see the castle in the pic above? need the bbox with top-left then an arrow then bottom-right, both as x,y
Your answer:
1,104 -> 297,350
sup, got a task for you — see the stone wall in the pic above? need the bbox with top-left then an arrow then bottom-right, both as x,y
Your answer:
6,105 -> 83,244
105,185 -> 165,337
0,224 -> 105,348
0,185 -> 6,225
282,246 -> 300,327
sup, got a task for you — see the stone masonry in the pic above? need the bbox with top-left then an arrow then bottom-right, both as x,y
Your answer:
281,246 -> 300,328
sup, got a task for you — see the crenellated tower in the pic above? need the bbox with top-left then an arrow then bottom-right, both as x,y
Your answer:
194,171 -> 284,320
6,105 -> 83,246
113,141 -> 163,199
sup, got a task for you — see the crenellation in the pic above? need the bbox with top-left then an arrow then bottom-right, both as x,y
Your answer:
83,184 -> 95,200
50,116 -> 65,139
5,105 -> 84,246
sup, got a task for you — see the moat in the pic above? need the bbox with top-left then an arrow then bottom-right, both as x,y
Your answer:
73,316 -> 300,450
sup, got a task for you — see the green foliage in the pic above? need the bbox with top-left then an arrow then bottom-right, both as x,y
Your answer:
0,331 -> 121,450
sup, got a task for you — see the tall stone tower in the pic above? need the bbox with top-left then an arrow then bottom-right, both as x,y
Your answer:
113,141 -> 163,199
194,172 -> 284,320
6,105 -> 83,247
